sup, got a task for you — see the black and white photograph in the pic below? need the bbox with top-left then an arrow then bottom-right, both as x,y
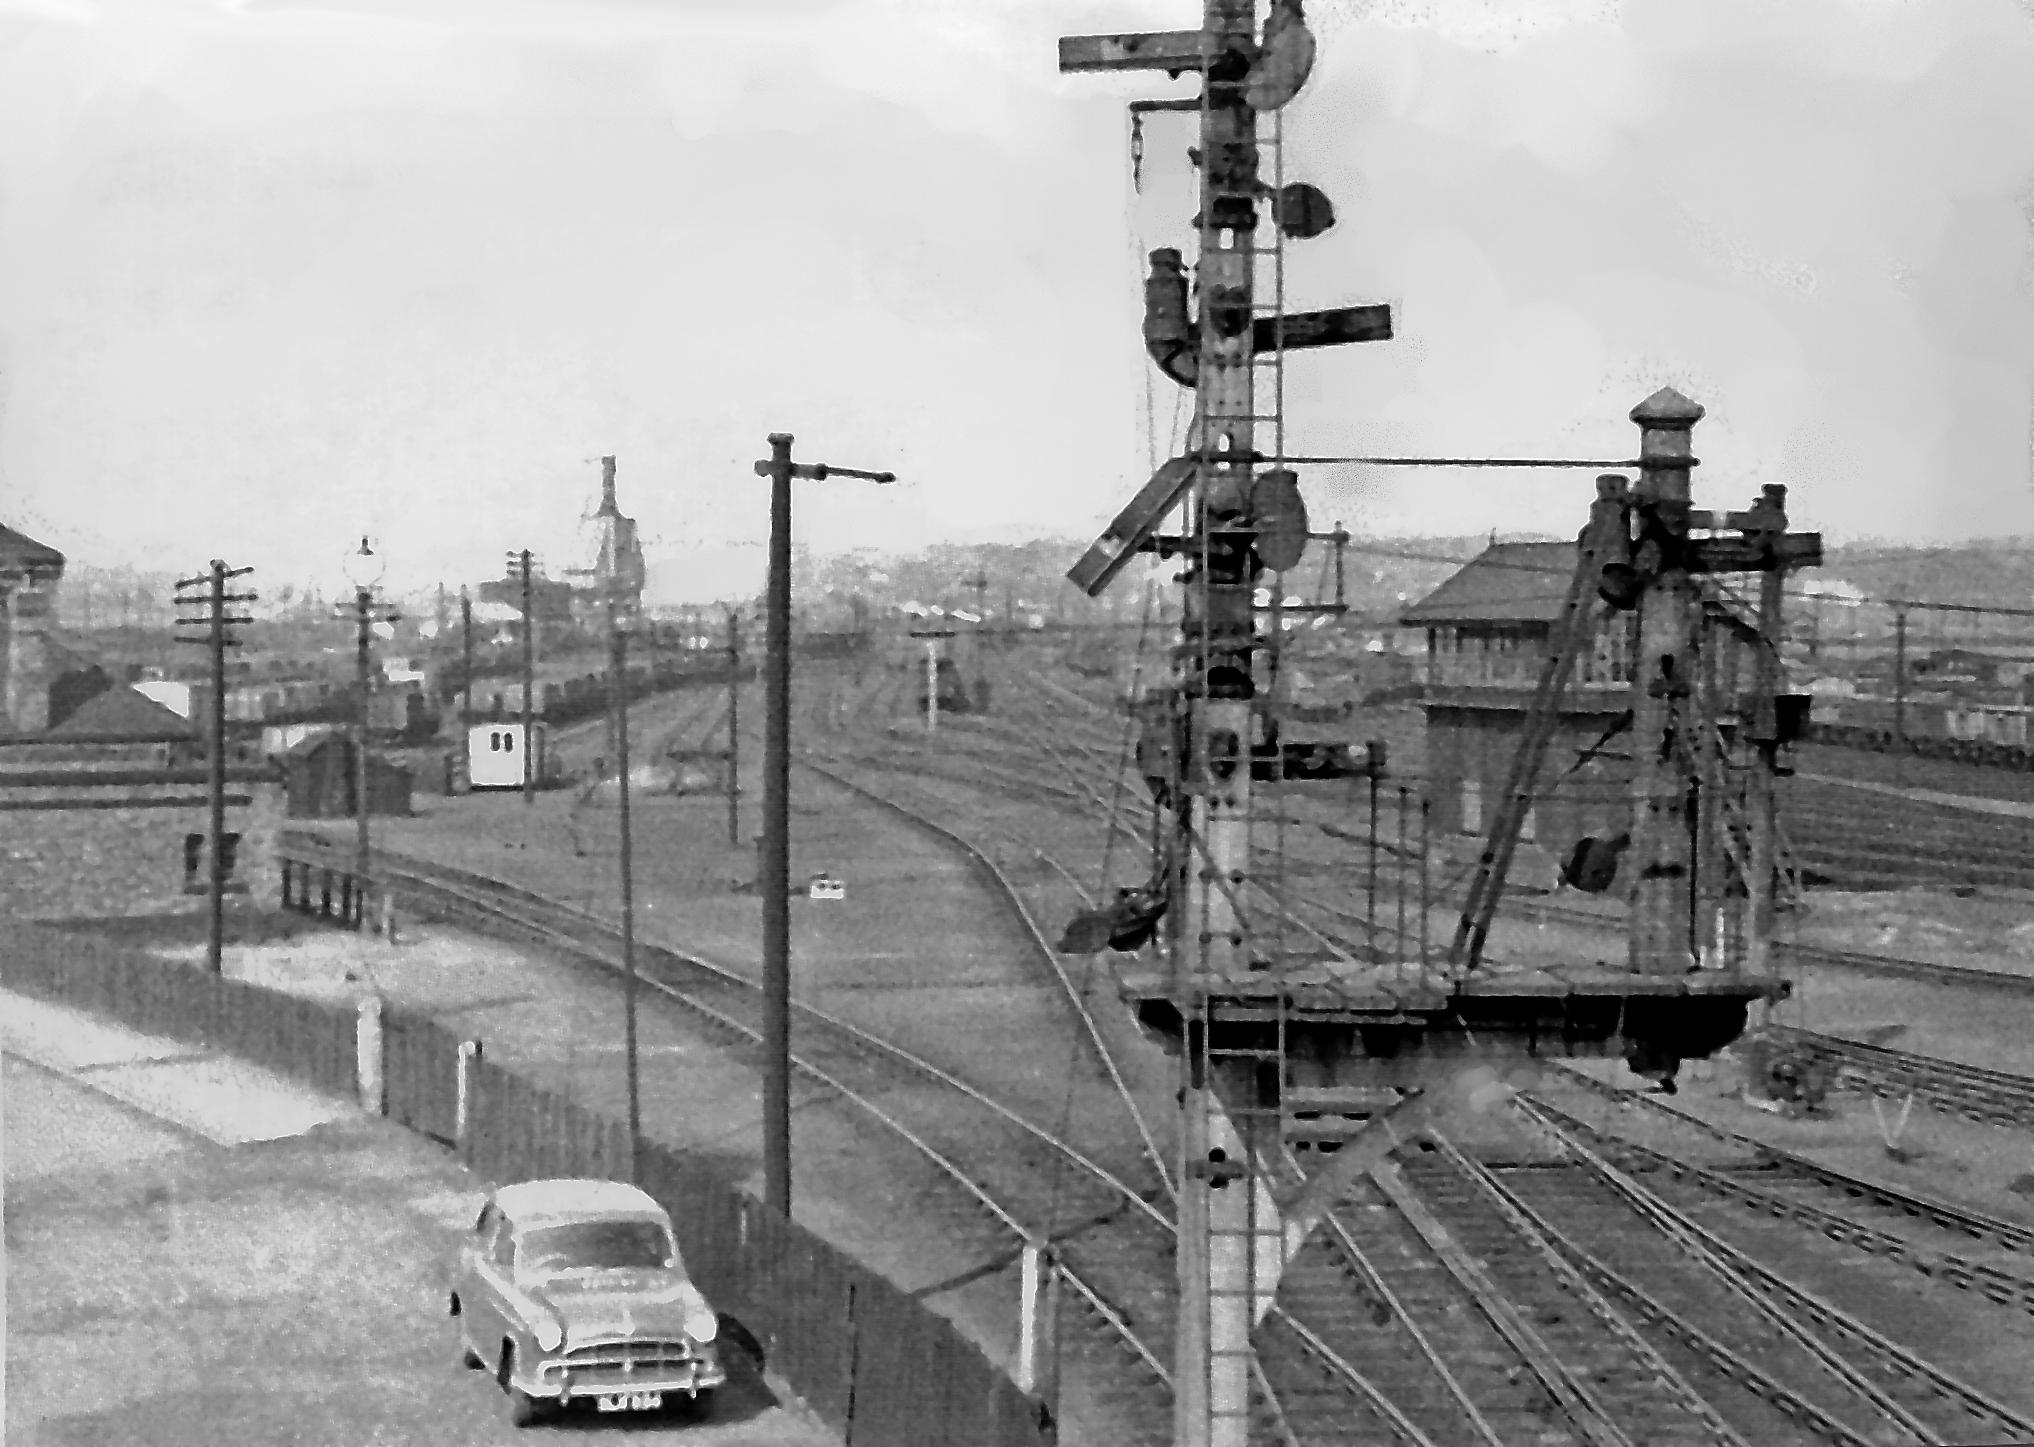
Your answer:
7,1 -> 2034,1444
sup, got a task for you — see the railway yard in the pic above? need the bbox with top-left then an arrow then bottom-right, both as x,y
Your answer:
14,651 -> 2034,1446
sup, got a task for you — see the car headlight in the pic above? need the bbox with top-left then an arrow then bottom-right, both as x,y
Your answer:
533,1316 -> 563,1352
683,1303 -> 717,1344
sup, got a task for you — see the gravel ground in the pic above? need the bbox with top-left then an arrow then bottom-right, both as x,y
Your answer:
4,1051 -> 831,1447
18,733 -> 1144,1447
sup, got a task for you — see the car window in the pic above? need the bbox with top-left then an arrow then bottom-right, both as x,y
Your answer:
516,1220 -> 675,1277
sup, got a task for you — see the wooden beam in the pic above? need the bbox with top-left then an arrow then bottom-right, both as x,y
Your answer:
1058,30 -> 1214,74
1687,532 -> 1823,574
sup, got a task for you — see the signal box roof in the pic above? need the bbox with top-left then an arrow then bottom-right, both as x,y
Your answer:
1399,542 -> 1577,626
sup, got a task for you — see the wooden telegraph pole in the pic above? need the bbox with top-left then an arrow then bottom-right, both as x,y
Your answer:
726,609 -> 742,848
460,587 -> 474,785
509,549 -> 537,806
751,434 -> 895,1221
173,561 -> 255,973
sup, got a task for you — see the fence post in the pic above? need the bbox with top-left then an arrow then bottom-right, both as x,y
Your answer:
355,995 -> 385,1114
456,1039 -> 480,1156
1016,1238 -> 1057,1396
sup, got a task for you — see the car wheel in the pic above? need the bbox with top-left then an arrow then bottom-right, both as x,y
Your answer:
499,1346 -> 547,1428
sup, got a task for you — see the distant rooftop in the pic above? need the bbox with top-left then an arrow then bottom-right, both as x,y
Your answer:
45,685 -> 196,742
1399,542 -> 1577,625
0,524 -> 65,578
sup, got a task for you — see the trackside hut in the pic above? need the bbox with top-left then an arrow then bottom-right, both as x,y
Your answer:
1400,541 -> 1635,866
282,733 -> 413,819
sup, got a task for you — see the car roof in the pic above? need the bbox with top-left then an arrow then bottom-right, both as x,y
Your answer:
494,1179 -> 668,1226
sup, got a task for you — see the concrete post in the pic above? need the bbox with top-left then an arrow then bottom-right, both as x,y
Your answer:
1017,1238 -> 1046,1392
1627,387 -> 1705,976
456,1039 -> 480,1156
355,995 -> 385,1114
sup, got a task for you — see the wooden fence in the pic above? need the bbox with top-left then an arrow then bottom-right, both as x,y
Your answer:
0,925 -> 1051,1447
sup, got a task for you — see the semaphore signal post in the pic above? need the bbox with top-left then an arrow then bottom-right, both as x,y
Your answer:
1057,6 -> 1802,1447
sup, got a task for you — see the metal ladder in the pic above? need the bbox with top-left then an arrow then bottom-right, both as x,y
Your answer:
1194,74 -> 1291,1447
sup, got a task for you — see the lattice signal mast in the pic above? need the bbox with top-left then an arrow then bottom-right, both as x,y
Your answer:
1061,6 -> 1391,1445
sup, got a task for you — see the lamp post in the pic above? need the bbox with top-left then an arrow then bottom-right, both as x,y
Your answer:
342,537 -> 388,930
752,432 -> 894,1220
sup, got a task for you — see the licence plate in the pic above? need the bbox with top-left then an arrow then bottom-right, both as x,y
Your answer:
596,1392 -> 662,1413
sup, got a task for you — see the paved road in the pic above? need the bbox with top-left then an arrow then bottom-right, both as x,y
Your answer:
3,1002 -> 836,1447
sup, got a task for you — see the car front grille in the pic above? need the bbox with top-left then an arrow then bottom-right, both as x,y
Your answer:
547,1339 -> 711,1389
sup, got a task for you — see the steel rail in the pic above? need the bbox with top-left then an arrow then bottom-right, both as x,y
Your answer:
1464,1151 -> 1887,1447
1269,1144 -> 1508,1447
994,677 -> 2034,1000
351,845 -> 1175,1239
1508,1100 -> 1947,1443
1371,1157 -> 1639,1447
375,859 -> 1175,1393
1546,1063 -> 2034,1255
1264,1308 -> 1449,1447
793,754 -> 1180,1205
1512,1097 -> 2034,1443
1522,1093 -> 2034,1315
1767,1027 -> 2034,1126
806,696 -> 1378,1442
1422,1136 -> 1752,1447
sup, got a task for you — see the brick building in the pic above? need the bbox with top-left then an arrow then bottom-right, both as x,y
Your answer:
1,524 -> 68,734
1400,541 -> 1636,865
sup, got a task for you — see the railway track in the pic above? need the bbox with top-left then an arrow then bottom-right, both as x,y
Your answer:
1545,1064 -> 2034,1258
1766,1027 -> 2034,1129
912,673 -> 2034,999
822,665 -> 2034,1443
292,835 -> 1187,1445
348,660 -> 2034,1444
1508,1098 -> 2034,1445
1522,1084 -> 2034,1316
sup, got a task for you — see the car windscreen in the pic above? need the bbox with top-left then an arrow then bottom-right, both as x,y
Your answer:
516,1220 -> 676,1276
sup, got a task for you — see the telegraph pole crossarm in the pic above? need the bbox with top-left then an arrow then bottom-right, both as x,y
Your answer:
175,562 -> 257,973
751,433 -> 895,1224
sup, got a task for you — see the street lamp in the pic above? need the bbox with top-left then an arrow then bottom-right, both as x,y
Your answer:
753,433 -> 894,1221
342,536 -> 389,931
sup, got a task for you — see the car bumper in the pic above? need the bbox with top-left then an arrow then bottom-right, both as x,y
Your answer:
520,1358 -> 727,1403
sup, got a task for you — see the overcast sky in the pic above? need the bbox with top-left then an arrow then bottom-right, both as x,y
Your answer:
3,0 -> 2032,604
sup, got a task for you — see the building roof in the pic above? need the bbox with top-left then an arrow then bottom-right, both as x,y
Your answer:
495,1179 -> 665,1224
1399,542 -> 1577,625
0,524 -> 64,576
44,685 -> 197,741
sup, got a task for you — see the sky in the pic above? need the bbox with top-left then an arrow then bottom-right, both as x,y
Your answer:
2,0 -> 2033,606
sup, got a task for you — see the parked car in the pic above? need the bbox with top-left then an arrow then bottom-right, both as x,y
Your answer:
449,1179 -> 726,1426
